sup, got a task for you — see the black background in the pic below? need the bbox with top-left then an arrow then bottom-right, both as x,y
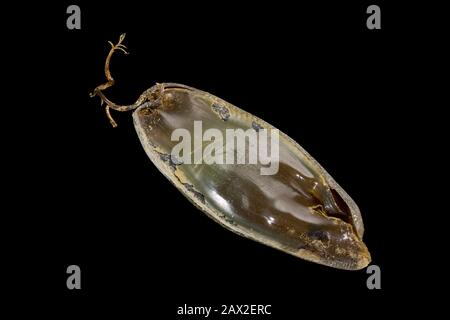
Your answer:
3,0 -> 438,317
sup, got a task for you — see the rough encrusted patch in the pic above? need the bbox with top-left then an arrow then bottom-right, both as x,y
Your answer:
211,103 -> 230,121
159,153 -> 183,171
183,183 -> 206,204
252,121 -> 264,132
157,152 -> 205,204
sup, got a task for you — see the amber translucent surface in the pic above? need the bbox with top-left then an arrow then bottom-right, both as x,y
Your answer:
133,84 -> 370,270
